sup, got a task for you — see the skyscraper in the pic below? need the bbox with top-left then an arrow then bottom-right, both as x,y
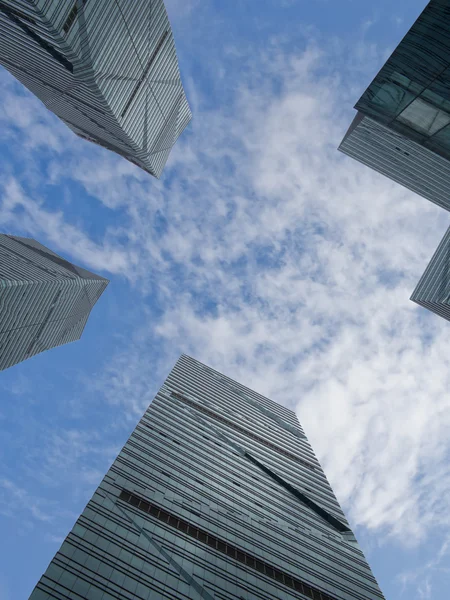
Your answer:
0,234 -> 108,371
410,225 -> 450,320
30,355 -> 385,600
0,0 -> 191,178
339,0 -> 450,212
339,0 -> 450,323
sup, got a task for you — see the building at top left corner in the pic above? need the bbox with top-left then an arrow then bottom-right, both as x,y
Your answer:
0,0 -> 192,178
0,234 -> 108,371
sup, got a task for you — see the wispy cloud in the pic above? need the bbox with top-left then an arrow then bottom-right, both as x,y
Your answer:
0,478 -> 53,523
398,535 -> 450,598
1,7 -> 448,599
84,29 -> 450,560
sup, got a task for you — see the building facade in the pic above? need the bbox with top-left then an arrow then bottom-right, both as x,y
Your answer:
0,0 -> 191,177
0,234 -> 108,370
340,0 -> 450,322
339,0 -> 450,211
30,355 -> 385,600
411,224 -> 450,320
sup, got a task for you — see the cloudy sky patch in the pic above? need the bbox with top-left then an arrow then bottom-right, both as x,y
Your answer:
1,1 -> 449,598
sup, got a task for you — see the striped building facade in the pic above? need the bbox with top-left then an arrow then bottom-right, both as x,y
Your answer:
339,111 -> 450,213
0,0 -> 191,177
30,355 -> 385,600
339,0 -> 450,209
0,234 -> 108,371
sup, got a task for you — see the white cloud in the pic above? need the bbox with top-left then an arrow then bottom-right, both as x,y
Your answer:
1,19 -> 449,599
0,478 -> 52,523
86,36 -> 450,560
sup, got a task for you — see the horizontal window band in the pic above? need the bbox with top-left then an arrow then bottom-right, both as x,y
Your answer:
119,489 -> 338,600
170,391 -> 315,471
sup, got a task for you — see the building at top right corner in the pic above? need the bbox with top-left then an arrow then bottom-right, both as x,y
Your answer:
339,0 -> 450,322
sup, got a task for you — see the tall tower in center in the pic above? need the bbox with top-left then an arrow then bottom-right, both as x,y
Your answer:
0,0 -> 192,177
30,355 -> 385,599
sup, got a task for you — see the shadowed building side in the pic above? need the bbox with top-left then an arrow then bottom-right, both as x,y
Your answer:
0,0 -> 192,177
0,234 -> 108,371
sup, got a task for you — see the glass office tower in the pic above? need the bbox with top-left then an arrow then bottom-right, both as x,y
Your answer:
0,1 -> 191,177
339,0 -> 450,212
0,234 -> 108,371
30,355 -> 385,600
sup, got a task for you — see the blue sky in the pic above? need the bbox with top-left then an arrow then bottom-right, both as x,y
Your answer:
1,0 -> 449,598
